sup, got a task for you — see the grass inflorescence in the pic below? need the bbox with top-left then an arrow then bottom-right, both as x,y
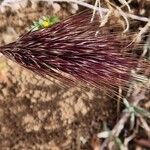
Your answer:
0,10 -> 148,94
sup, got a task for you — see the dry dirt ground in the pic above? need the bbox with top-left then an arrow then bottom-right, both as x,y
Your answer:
0,4 -> 118,150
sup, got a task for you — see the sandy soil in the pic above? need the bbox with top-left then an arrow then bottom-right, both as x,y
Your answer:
0,5 -> 118,150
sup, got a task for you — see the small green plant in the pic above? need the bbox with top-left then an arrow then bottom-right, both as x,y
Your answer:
123,98 -> 150,119
123,98 -> 150,129
31,16 -> 60,31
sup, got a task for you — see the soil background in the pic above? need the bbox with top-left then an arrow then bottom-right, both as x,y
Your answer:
0,4 -> 118,150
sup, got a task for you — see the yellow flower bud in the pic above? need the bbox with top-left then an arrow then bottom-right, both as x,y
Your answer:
43,21 -> 49,28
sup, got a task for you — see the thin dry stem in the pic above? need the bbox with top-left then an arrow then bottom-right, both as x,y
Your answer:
139,116 -> 150,138
135,20 -> 150,43
50,0 -> 149,22
124,122 -> 139,148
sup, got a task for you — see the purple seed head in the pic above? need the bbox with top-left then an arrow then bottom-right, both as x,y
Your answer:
0,10 -> 143,90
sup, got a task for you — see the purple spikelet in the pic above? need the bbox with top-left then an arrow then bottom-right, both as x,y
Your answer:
0,10 -> 141,90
